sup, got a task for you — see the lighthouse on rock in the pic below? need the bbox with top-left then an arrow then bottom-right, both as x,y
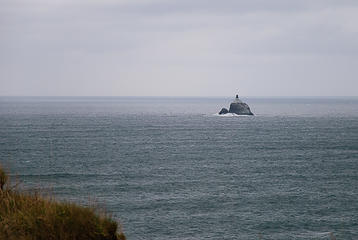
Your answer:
218,93 -> 254,115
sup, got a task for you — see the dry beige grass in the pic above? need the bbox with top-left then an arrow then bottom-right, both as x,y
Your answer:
0,165 -> 126,240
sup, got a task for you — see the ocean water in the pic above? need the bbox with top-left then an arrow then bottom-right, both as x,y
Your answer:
0,96 -> 357,240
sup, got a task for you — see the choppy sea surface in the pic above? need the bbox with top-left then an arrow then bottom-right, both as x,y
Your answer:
0,97 -> 357,240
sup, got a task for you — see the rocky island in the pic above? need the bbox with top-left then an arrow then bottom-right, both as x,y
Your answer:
219,94 -> 254,115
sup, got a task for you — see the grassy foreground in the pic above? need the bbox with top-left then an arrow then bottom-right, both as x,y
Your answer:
0,166 -> 126,240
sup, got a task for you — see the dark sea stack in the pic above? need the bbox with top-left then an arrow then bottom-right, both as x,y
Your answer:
229,102 -> 253,115
219,94 -> 254,115
219,108 -> 229,115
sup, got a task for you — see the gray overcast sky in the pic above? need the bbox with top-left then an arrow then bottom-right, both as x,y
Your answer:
1,0 -> 357,96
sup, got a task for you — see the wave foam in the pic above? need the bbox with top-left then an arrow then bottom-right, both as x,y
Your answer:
213,113 -> 251,117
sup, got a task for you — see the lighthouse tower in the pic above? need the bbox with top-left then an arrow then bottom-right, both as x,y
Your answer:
234,93 -> 243,103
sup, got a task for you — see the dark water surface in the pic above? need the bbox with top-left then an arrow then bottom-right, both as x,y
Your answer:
0,97 -> 357,239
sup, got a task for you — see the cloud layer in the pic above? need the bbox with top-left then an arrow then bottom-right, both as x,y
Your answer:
1,0 -> 357,96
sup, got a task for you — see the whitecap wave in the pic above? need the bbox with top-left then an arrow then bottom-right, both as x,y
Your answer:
297,231 -> 335,238
213,113 -> 252,117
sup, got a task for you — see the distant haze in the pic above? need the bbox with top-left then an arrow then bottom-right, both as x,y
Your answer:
1,0 -> 357,97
